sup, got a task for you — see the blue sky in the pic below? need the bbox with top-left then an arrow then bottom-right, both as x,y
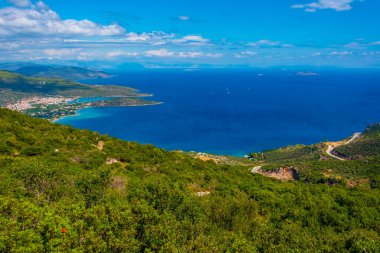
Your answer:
0,0 -> 380,68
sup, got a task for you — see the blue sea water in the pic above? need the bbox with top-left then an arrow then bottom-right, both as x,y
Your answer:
57,69 -> 380,156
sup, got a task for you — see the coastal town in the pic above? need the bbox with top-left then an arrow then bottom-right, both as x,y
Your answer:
2,94 -> 162,121
5,96 -> 76,111
4,96 -> 85,120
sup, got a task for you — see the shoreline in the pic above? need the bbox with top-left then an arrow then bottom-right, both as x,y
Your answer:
53,110 -> 364,159
52,101 -> 164,123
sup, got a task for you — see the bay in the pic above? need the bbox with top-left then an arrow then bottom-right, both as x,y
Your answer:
56,69 -> 380,156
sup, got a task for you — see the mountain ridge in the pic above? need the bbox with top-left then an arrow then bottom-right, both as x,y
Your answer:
14,65 -> 112,81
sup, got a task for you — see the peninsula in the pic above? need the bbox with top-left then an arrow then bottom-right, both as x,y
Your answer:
0,70 -> 161,120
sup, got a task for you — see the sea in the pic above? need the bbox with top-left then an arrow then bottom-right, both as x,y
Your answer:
56,68 -> 380,156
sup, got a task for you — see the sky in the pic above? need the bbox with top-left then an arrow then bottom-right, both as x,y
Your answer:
0,0 -> 380,69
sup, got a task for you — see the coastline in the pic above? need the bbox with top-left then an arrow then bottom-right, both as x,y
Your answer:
53,106 -> 365,160
46,70 -> 380,158
52,108 -> 85,123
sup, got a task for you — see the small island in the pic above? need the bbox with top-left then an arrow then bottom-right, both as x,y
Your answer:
0,70 -> 161,120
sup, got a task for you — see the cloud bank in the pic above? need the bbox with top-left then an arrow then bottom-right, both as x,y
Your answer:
292,0 -> 356,12
0,1 -> 125,36
0,0 -> 378,68
7,0 -> 31,7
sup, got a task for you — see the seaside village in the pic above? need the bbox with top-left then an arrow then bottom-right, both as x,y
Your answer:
5,96 -> 79,119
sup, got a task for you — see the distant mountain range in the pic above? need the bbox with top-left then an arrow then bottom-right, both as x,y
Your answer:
0,70 -> 127,98
14,66 -> 112,81
0,63 -> 112,80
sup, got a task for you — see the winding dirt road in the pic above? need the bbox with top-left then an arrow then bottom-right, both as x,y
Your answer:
326,145 -> 346,161
326,132 -> 361,161
251,166 -> 262,173
345,133 -> 362,145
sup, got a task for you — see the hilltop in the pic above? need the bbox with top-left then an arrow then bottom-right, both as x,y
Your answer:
0,108 -> 379,252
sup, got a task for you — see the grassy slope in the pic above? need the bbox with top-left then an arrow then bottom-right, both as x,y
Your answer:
249,143 -> 326,163
0,109 -> 379,252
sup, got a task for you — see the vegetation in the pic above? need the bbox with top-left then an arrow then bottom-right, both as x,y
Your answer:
249,143 -> 325,163
0,108 -> 379,252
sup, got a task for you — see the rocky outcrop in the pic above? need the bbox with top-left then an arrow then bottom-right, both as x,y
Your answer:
195,191 -> 211,197
258,167 -> 299,181
106,158 -> 119,165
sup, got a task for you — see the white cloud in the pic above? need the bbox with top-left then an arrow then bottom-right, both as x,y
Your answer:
0,41 -> 21,50
247,40 -> 282,47
96,32 -> 175,45
246,40 -> 294,48
60,32 -> 176,46
105,51 -> 140,59
234,51 -> 258,58
123,32 -> 174,43
178,52 -> 203,58
121,32 -> 153,42
61,32 -> 208,47
178,16 -> 190,21
0,1 -> 125,36
330,51 -> 352,55
297,72 -> 320,76
172,35 -> 210,46
0,0 -> 221,63
292,0 -> 356,12
146,49 -> 175,57
43,48 -> 82,57
6,0 -> 31,7
145,49 -> 222,58
343,42 -> 365,49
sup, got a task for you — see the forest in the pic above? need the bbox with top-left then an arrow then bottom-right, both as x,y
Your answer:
0,108 -> 379,252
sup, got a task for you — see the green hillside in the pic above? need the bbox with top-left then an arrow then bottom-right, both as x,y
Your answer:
0,109 -> 379,252
249,143 -> 326,163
